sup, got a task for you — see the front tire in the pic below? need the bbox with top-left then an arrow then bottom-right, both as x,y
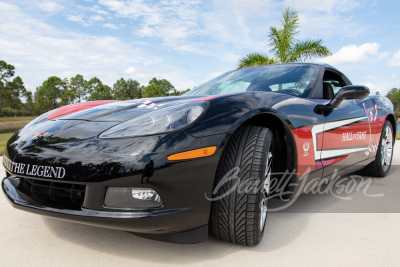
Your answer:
358,120 -> 394,177
210,125 -> 273,246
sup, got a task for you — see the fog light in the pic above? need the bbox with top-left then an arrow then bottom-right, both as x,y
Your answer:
104,187 -> 163,209
132,188 -> 162,202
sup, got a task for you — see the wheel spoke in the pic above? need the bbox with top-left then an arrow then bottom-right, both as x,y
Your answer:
386,149 -> 392,164
381,124 -> 393,172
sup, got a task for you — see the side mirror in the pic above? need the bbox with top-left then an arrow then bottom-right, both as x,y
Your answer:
329,85 -> 370,108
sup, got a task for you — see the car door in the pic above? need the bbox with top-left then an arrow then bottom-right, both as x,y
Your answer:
317,68 -> 381,178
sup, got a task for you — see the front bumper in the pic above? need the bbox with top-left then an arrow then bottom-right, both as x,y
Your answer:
2,176 -> 209,243
3,127 -> 228,243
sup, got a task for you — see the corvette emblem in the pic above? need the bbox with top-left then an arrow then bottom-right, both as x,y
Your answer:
32,133 -> 49,140
303,141 -> 310,156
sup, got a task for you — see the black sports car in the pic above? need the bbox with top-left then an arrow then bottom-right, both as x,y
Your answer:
2,63 -> 396,246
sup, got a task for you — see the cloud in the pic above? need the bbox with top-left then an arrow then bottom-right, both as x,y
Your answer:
283,0 -> 360,12
37,1 -> 65,12
98,0 -> 271,57
99,0 -> 202,46
103,23 -> 119,29
89,15 -> 104,22
364,82 -> 386,95
0,2 -> 162,91
388,50 -> 400,67
288,1 -> 372,39
66,12 -> 105,27
67,15 -> 85,24
123,67 -> 136,74
298,13 -> 367,38
0,1 -> 210,91
378,51 -> 390,60
361,74 -> 400,96
319,43 -> 381,65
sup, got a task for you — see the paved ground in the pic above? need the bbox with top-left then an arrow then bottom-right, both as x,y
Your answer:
0,144 -> 399,266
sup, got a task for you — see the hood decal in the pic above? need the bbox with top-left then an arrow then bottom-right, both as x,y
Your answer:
47,100 -> 117,120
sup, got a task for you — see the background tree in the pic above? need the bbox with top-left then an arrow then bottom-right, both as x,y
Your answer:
169,88 -> 191,96
142,78 -> 175,97
0,60 -> 192,116
177,88 -> 191,95
86,77 -> 113,101
0,60 -> 15,108
113,78 -> 143,100
238,8 -> 331,68
33,76 -> 66,113
386,88 -> 400,116
61,78 -> 79,106
3,76 -> 27,109
69,74 -> 87,102
25,91 -> 33,112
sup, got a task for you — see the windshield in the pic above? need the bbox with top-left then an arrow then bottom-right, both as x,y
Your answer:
185,64 -> 320,98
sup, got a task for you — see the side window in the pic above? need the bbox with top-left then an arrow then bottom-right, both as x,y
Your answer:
321,70 -> 346,99
324,80 -> 343,95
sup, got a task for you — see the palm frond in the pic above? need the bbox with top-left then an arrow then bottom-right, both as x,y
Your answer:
269,7 -> 299,62
289,39 -> 332,62
237,53 -> 278,69
268,26 -> 284,63
280,7 -> 299,45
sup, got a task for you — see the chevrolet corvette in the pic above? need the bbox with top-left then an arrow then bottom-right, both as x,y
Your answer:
2,63 -> 396,246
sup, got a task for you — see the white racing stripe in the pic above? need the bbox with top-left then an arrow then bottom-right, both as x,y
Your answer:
312,116 -> 368,161
321,147 -> 368,160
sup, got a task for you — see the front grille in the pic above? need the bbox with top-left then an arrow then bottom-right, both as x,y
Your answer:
19,178 -> 86,209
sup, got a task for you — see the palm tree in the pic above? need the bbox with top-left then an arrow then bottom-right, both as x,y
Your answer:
238,8 -> 331,68
237,53 -> 278,69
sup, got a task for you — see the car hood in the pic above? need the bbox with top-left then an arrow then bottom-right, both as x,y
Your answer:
7,96 -> 209,152
51,96 -> 208,122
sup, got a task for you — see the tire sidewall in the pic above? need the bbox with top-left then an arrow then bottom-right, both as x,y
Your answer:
256,129 -> 274,238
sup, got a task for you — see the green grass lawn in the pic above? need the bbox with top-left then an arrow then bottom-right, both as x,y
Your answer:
0,117 -> 35,156
0,133 -> 14,156
0,116 -> 36,122
397,132 -> 400,140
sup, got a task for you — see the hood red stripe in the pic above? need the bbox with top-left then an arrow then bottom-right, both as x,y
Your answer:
46,100 -> 118,120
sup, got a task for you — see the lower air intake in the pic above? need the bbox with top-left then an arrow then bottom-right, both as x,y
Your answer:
20,178 -> 85,210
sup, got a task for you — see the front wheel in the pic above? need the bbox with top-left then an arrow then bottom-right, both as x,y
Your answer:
358,120 -> 394,177
210,125 -> 273,246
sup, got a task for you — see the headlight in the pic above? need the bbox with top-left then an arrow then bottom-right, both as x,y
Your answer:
99,101 -> 207,138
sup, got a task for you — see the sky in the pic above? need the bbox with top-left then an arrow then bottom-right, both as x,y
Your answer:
0,0 -> 399,96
